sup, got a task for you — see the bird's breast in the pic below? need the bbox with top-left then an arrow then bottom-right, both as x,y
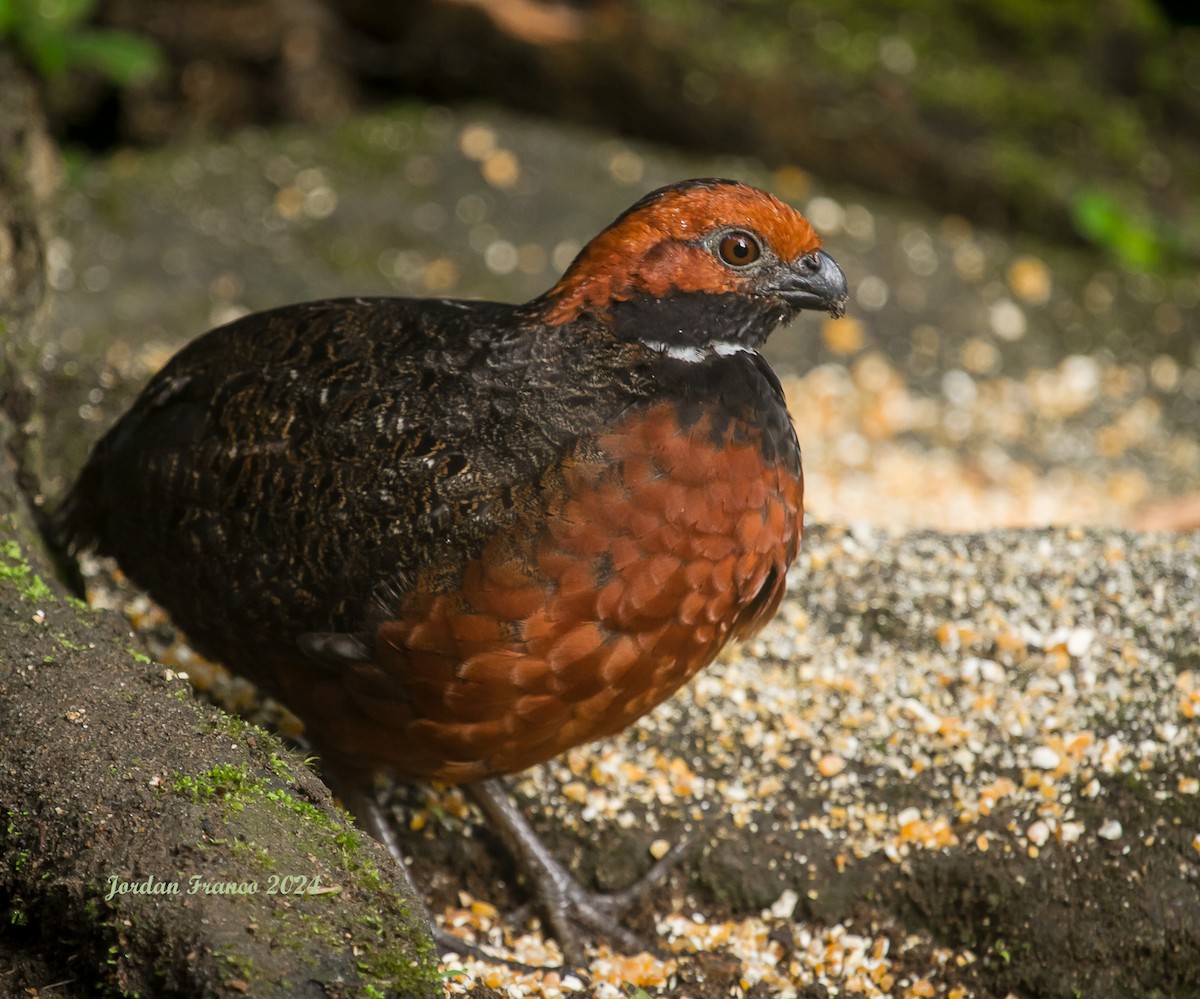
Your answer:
309,394 -> 803,782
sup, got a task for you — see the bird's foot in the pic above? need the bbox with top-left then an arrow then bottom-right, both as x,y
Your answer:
330,770 -> 694,972
508,833 -> 693,963
467,778 -> 695,968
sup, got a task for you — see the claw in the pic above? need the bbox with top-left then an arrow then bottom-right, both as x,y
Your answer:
467,778 -> 693,967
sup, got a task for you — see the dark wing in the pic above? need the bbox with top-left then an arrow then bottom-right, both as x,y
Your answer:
54,297 -> 632,677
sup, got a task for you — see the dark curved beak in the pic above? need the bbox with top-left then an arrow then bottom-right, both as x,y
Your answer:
776,248 -> 848,318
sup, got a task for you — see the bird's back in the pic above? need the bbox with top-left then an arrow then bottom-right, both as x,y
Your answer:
60,298 -> 603,648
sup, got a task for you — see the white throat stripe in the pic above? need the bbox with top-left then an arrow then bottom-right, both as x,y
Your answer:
641,339 -> 754,362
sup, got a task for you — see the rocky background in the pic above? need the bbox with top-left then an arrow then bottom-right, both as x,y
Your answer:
1,2 -> 1198,997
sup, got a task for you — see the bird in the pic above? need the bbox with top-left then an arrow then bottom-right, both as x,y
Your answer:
53,177 -> 848,963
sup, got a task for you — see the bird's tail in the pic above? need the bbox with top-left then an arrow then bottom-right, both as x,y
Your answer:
43,451 -> 111,598
46,446 -> 107,560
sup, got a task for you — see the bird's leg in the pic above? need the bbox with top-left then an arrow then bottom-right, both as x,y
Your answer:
325,771 -> 548,971
466,777 -> 693,965
332,778 -> 406,862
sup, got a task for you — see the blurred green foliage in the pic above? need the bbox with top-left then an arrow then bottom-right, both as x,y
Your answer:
1071,190 -> 1165,272
636,0 -> 1199,272
0,0 -> 161,85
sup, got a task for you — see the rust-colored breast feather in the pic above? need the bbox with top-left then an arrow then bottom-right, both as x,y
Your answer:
277,401 -> 803,783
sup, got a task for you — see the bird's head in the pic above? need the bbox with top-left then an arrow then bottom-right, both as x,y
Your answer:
534,178 -> 848,351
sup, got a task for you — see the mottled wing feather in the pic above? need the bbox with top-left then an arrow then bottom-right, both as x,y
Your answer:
65,298 -> 639,674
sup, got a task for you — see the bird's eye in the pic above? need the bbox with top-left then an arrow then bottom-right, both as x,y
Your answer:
717,231 -> 761,267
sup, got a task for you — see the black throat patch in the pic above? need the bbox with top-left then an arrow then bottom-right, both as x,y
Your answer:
608,291 -> 792,351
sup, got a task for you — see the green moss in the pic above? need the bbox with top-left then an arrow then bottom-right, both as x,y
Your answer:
333,828 -> 363,855
228,838 -> 277,870
264,787 -> 334,827
171,762 -> 354,844
203,708 -> 266,743
0,537 -> 54,604
267,753 -> 295,782
220,949 -> 258,983
220,793 -> 437,994
354,928 -> 439,994
171,762 -> 261,813
4,808 -> 29,837
347,858 -> 384,893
